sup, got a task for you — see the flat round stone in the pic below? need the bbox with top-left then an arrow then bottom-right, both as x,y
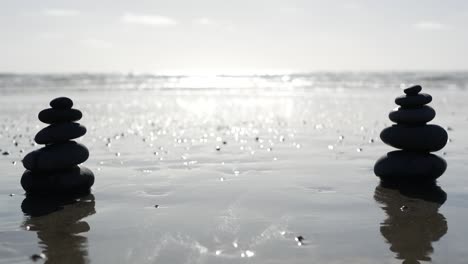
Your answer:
395,93 -> 432,107
38,108 -> 82,124
389,106 -> 436,125
35,123 -> 87,144
374,151 -> 447,183
50,97 -> 73,109
404,85 -> 422,95
21,166 -> 95,195
22,141 -> 89,171
380,124 -> 448,152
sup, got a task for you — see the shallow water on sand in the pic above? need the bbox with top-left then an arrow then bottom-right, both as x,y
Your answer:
1,88 -> 467,263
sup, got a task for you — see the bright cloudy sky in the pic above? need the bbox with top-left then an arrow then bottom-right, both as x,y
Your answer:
1,0 -> 467,73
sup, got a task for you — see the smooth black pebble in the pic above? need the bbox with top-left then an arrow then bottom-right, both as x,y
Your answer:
374,151 -> 447,182
35,123 -> 87,144
380,124 -> 448,152
21,166 -> 94,195
404,85 -> 422,95
50,97 -> 73,109
22,141 -> 89,170
395,93 -> 432,107
389,106 -> 436,124
38,108 -> 82,124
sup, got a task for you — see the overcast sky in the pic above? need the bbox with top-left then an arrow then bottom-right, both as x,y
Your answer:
1,0 -> 467,73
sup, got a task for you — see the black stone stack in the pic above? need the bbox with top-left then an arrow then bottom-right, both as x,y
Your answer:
374,85 -> 448,184
21,97 -> 94,195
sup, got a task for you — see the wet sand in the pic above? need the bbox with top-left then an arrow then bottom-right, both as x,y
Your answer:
1,88 -> 467,263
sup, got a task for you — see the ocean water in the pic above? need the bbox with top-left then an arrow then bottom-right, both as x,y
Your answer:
1,72 -> 468,92
0,72 -> 467,263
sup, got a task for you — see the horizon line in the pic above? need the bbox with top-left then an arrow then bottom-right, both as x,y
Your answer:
1,69 -> 468,77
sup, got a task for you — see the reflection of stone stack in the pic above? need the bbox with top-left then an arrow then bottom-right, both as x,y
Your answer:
21,97 -> 94,195
22,194 -> 96,263
375,85 -> 448,184
374,185 -> 447,264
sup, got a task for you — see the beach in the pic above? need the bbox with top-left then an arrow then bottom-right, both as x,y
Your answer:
1,73 -> 468,263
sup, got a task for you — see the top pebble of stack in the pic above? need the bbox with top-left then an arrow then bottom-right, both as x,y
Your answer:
50,97 -> 73,109
403,84 -> 422,95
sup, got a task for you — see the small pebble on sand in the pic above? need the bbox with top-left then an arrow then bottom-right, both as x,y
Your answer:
295,236 -> 304,241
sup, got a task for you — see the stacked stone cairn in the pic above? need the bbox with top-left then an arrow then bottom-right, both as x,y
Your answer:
21,97 -> 94,196
374,85 -> 448,184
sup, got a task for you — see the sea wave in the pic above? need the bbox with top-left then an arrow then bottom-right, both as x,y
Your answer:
0,72 -> 467,93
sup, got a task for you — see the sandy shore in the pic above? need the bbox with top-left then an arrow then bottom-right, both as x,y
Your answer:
0,87 -> 467,263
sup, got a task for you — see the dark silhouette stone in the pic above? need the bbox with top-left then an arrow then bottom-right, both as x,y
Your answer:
22,141 -> 89,171
35,122 -> 87,144
404,85 -> 422,95
380,124 -> 448,152
21,166 -> 94,195
395,93 -> 432,108
389,106 -> 436,125
38,108 -> 82,124
50,97 -> 73,109
374,151 -> 447,183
